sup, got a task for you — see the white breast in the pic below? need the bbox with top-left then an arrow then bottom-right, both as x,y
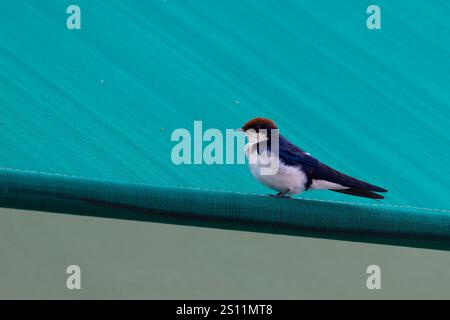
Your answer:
245,142 -> 307,195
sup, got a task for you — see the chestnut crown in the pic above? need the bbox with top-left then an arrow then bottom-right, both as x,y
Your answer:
241,118 -> 278,133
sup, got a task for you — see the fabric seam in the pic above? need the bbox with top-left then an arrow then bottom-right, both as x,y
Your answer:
0,166 -> 449,214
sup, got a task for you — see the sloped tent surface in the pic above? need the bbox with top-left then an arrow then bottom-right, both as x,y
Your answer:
1,0 -> 450,250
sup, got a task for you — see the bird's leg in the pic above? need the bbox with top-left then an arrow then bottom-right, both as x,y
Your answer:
268,191 -> 291,199
268,192 -> 283,197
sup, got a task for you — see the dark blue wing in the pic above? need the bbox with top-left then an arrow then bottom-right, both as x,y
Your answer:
277,135 -> 320,169
310,163 -> 387,192
276,135 -> 387,192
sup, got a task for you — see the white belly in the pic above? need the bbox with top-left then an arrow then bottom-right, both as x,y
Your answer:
246,144 -> 307,195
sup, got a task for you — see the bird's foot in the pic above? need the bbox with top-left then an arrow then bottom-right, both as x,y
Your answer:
268,192 -> 291,199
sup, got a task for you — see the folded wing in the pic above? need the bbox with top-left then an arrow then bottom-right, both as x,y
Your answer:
277,135 -> 387,199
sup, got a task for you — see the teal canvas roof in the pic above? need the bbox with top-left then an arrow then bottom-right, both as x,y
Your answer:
1,0 -> 450,250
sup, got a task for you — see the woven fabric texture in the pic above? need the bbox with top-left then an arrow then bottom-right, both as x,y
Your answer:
1,168 -> 450,251
1,1 -> 450,250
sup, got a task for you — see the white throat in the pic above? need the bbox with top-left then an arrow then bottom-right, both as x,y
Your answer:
244,131 -> 268,157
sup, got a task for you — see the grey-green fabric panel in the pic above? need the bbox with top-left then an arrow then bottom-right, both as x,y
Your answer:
3,207 -> 450,299
1,168 -> 450,251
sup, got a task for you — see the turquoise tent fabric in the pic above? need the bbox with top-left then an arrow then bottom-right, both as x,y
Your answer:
1,0 -> 450,250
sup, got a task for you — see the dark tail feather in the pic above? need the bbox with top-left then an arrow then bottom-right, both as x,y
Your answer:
331,188 -> 385,199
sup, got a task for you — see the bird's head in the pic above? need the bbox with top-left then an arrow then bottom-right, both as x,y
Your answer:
240,118 -> 278,144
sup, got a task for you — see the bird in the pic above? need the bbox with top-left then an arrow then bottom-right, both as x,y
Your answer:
240,117 -> 387,199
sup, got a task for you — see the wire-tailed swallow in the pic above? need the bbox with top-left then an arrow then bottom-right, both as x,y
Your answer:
241,117 -> 387,199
